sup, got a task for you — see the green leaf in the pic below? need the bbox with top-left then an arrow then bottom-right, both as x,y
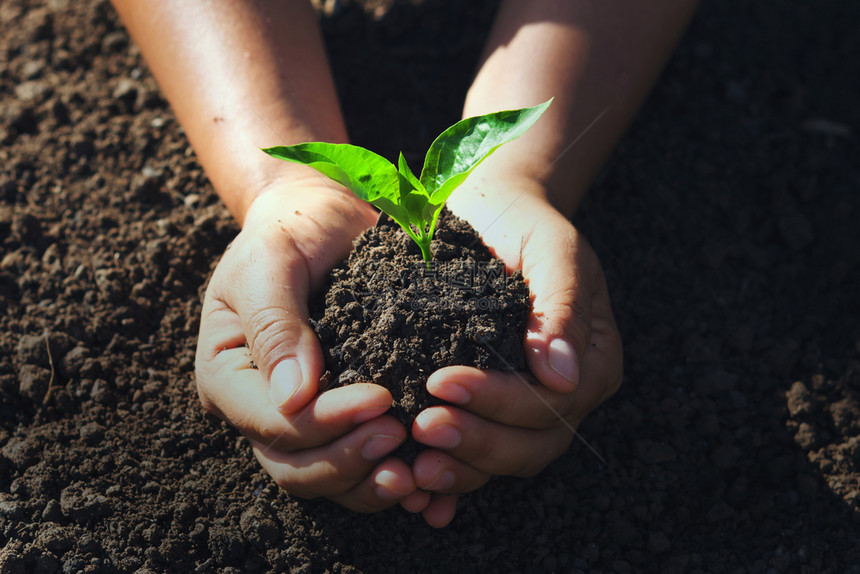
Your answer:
397,152 -> 425,196
396,153 -> 434,234
419,99 -> 552,206
262,142 -> 398,203
262,99 -> 552,268
367,195 -> 415,239
262,142 -> 423,251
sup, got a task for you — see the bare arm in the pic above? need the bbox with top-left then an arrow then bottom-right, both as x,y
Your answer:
110,0 -> 350,223
113,0 -> 420,515
461,0 -> 699,215
414,0 -> 698,527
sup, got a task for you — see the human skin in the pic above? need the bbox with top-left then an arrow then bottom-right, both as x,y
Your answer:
111,0 -> 698,527
411,0 -> 699,525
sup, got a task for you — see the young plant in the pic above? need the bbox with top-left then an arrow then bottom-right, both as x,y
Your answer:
262,99 -> 551,268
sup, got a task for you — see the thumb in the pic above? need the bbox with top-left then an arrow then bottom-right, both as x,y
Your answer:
522,224 -> 596,393
224,233 -> 324,414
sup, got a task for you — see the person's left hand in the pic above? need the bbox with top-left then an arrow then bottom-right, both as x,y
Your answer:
409,176 -> 623,527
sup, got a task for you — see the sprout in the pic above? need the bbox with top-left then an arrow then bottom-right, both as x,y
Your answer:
263,99 -> 551,268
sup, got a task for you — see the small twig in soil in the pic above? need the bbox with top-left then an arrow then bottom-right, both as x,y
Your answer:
42,333 -> 55,406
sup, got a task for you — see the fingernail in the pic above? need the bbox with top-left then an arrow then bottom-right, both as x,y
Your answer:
353,405 -> 390,424
419,425 -> 461,449
269,358 -> 302,407
548,338 -> 578,386
375,469 -> 410,499
435,383 -> 470,405
361,434 -> 402,461
427,470 -> 455,491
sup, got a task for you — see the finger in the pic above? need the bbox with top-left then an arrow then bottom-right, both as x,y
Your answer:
412,406 -> 573,477
421,494 -> 459,529
205,225 -> 324,414
251,414 -> 406,500
328,458 -> 418,513
521,222 -> 601,392
588,284 -> 624,404
571,300 -> 622,418
197,347 -> 394,450
447,187 -> 599,392
426,288 -> 621,433
412,449 -> 491,494
211,188 -> 378,414
426,366 -> 572,429
400,491 -> 432,514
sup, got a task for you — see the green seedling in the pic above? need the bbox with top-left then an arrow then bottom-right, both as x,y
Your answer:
262,99 -> 551,268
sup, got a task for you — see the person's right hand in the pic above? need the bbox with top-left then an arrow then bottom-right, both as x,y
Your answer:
194,180 -> 430,513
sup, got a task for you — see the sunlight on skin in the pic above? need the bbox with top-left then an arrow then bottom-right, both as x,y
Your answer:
113,0 -> 698,526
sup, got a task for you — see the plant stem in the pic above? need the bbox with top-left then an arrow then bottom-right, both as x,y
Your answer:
404,223 -> 433,269
409,225 -> 432,269
418,239 -> 432,269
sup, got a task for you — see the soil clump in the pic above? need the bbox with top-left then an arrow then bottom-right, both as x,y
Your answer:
312,209 -> 529,426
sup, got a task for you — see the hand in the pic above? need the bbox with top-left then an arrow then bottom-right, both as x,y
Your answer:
194,180 -> 428,512
410,177 -> 623,527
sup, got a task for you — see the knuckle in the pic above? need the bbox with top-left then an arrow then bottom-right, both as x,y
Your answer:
254,420 -> 295,450
564,299 -> 593,351
227,407 -> 259,437
468,431 -> 499,472
479,393 -> 509,424
281,465 -> 363,502
194,375 -> 214,410
514,462 -> 543,478
193,363 -> 223,419
512,444 -> 550,478
275,454 -> 367,499
535,287 -> 593,353
197,391 -> 220,418
534,402 -> 566,430
333,494 -> 389,514
246,306 -> 299,374
243,416 -> 298,456
193,351 -> 248,422
327,461 -> 367,494
513,431 -> 570,478
213,237 -> 261,292
522,383 -> 571,430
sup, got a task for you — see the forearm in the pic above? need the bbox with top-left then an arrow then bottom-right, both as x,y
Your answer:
111,0 -> 348,224
462,0 -> 698,216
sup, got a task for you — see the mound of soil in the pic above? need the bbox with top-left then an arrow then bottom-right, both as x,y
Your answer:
312,209 -> 529,428
1,0 -> 859,572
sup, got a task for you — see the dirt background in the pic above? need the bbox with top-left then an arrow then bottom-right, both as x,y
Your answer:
1,0 -> 858,572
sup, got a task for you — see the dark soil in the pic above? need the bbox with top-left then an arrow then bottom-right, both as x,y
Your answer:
2,0 -> 859,573
312,208 -> 529,430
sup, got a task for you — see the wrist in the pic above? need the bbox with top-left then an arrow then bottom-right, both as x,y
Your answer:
243,178 -> 377,231
446,173 -> 566,265
239,180 -> 378,287
218,160 -> 326,226
455,160 -> 585,219
240,170 -> 377,230
449,171 -> 554,216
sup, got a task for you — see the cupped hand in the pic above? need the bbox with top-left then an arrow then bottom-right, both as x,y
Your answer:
194,180 -> 426,512
411,177 -> 623,527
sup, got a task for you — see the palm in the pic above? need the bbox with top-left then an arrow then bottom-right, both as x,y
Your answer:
407,179 -> 623,526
